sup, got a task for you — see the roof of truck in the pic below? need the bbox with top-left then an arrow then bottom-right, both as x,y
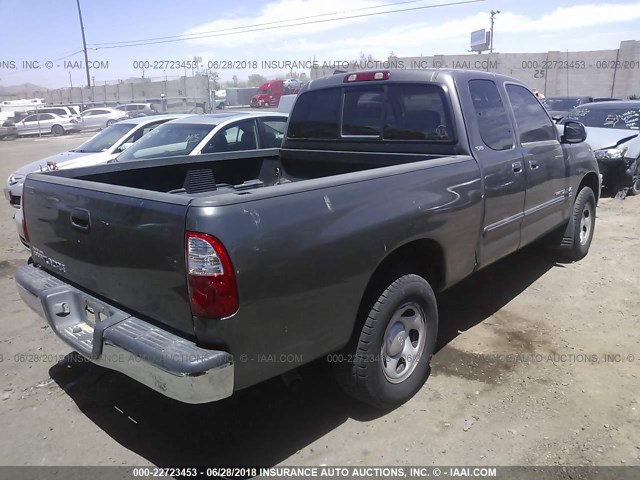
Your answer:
306,68 -> 526,90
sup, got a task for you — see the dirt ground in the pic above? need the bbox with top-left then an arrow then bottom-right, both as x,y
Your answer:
0,135 -> 638,467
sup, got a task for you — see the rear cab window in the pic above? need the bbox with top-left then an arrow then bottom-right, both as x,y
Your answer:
288,83 -> 455,143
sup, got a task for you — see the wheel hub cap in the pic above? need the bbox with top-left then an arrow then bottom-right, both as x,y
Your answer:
579,204 -> 592,245
381,302 -> 427,384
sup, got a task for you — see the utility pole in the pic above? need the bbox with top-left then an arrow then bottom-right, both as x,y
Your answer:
76,0 -> 91,88
490,10 -> 500,54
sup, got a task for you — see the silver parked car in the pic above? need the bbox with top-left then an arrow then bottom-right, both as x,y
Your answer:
26,106 -> 80,121
79,107 -> 127,130
114,111 -> 288,162
115,103 -> 157,114
15,113 -> 80,136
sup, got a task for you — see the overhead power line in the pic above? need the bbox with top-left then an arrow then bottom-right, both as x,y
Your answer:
89,0 -> 440,47
89,0 -> 485,50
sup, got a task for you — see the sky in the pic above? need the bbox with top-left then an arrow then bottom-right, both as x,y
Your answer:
1,0 -> 639,88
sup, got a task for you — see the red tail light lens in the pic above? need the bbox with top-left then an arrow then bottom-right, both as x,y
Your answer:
185,232 -> 238,319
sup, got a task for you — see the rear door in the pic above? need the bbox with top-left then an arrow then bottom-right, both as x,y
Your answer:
81,110 -> 96,128
38,114 -> 55,133
505,84 -> 569,245
465,79 -> 525,267
22,177 -> 195,334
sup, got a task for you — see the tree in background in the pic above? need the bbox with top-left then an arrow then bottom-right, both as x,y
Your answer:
208,71 -> 221,90
247,74 -> 268,87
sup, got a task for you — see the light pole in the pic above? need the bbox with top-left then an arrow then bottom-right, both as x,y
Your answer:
76,0 -> 91,88
490,10 -> 500,54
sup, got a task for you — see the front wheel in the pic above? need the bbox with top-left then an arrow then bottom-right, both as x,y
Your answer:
337,274 -> 438,408
560,186 -> 596,261
628,160 -> 640,196
106,119 -> 115,127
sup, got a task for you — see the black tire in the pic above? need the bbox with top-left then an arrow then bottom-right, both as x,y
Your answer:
106,119 -> 115,127
628,160 -> 640,196
337,273 -> 438,408
561,187 -> 596,261
218,102 -> 225,109
51,125 -> 65,136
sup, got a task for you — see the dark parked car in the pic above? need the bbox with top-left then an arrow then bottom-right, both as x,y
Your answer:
17,69 -> 599,409
542,96 -> 593,121
563,100 -> 640,197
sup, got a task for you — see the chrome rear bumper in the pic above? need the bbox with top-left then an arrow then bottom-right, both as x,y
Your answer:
15,264 -> 234,404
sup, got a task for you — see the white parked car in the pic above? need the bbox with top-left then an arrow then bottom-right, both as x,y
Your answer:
114,111 -> 288,162
6,115 -> 189,246
79,107 -> 127,130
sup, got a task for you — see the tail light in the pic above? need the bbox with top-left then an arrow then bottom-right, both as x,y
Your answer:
185,232 -> 238,319
344,71 -> 390,82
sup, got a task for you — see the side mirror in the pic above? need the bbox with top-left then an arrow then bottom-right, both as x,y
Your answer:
115,142 -> 134,153
561,121 -> 587,144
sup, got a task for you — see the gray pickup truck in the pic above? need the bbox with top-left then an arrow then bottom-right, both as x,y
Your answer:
16,69 -> 599,408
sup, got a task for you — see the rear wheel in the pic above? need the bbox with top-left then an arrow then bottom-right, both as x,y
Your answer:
51,125 -> 65,136
337,273 -> 438,408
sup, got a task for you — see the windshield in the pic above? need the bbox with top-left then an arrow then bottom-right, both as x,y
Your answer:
72,123 -> 136,153
116,123 -> 214,161
563,106 -> 640,130
541,98 -> 583,111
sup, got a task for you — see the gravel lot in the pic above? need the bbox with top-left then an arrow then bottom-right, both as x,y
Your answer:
0,135 -> 638,467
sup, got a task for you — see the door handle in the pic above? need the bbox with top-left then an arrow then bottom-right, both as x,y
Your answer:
529,160 -> 540,170
512,161 -> 523,174
70,208 -> 91,232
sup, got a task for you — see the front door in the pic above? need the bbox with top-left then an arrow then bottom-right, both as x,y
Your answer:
505,84 -> 570,245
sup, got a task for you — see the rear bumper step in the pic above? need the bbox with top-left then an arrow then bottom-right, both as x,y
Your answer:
15,264 -> 234,404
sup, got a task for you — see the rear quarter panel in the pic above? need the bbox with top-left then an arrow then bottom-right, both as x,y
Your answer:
187,157 -> 483,389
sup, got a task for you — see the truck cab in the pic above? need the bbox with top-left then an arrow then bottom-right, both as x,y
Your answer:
251,80 -> 299,108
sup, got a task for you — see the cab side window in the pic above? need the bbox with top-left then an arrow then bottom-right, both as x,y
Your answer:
468,79 -> 514,151
506,84 -> 557,143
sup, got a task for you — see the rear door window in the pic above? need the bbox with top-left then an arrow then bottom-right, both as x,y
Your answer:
468,79 -> 515,151
259,118 -> 287,147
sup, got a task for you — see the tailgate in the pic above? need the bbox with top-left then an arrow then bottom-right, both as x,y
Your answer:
23,177 -> 194,335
